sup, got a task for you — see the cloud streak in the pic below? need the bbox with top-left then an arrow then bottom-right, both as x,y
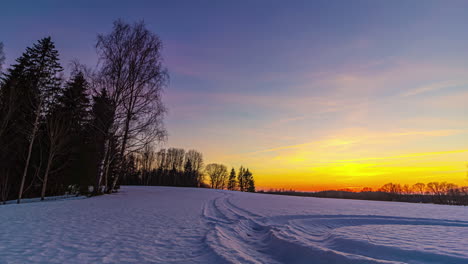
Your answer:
400,80 -> 463,97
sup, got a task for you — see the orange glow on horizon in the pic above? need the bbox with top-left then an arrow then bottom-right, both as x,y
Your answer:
213,129 -> 468,192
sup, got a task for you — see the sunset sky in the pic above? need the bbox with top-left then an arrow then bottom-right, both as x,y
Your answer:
2,0 -> 468,190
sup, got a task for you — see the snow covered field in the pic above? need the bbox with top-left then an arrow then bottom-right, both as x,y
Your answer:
0,186 -> 467,264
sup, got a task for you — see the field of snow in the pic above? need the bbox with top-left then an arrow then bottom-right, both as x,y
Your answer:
0,186 -> 467,264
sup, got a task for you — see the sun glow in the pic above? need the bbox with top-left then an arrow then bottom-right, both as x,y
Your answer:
219,128 -> 468,191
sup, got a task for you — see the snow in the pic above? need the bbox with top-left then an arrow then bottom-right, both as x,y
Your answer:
2,194 -> 86,205
0,186 -> 467,264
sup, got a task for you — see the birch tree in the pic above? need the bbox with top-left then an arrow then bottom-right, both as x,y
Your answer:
96,20 -> 167,192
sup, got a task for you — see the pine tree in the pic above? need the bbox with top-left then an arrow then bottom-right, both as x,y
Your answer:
245,169 -> 255,192
184,159 -> 193,187
228,168 -> 237,191
5,37 -> 63,203
0,49 -> 37,202
57,72 -> 90,132
53,72 -> 91,194
238,166 -> 245,192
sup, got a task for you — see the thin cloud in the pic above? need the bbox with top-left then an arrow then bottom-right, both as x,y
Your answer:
248,129 -> 463,155
400,80 -> 462,97
334,149 -> 468,163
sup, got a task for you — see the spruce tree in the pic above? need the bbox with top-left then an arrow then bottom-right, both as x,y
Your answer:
238,166 -> 245,192
184,159 -> 193,187
245,169 -> 255,192
57,72 -> 90,132
3,37 -> 63,203
54,72 -> 90,193
228,168 -> 237,191
0,47 -> 34,202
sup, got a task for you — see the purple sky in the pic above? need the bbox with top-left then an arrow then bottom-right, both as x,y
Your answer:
2,0 -> 468,189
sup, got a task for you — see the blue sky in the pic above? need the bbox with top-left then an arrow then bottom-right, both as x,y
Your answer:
2,0 -> 468,189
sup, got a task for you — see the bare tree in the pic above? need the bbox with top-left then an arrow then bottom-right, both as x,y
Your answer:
96,20 -> 168,192
138,143 -> 155,185
378,183 -> 402,195
206,163 -> 228,189
40,113 -> 69,200
412,183 -> 426,194
427,182 -> 445,196
401,184 -> 412,194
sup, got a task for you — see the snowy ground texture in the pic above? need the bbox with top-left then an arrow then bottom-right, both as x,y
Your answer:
1,186 -> 467,264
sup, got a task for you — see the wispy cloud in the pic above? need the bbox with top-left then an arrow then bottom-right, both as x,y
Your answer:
248,129 -> 463,155
400,80 -> 463,97
333,149 -> 468,163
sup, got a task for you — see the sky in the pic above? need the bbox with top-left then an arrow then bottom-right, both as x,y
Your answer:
1,0 -> 468,191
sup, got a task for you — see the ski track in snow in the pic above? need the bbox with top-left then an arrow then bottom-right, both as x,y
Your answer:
0,186 -> 467,264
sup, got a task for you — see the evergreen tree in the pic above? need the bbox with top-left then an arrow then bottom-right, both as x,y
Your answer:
54,72 -> 91,193
57,72 -> 90,132
245,169 -> 255,192
238,166 -> 246,192
184,159 -> 193,187
0,37 -> 63,203
0,53 -> 30,202
228,168 -> 237,191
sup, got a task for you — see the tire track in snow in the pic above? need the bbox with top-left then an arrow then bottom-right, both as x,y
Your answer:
201,192 -> 468,264
200,192 -> 394,264
201,191 -> 277,264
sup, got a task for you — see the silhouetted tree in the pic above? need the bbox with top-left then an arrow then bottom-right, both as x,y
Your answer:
412,183 -> 425,194
360,187 -> 373,192
185,150 -> 204,186
245,169 -> 255,192
96,20 -> 168,192
87,89 -> 115,194
12,37 -> 63,203
227,168 -> 237,191
378,183 -> 402,195
401,184 -> 411,194
55,71 -> 91,193
40,111 -> 69,200
183,159 -> 194,186
206,163 -> 228,189
138,144 -> 155,185
237,166 -> 246,192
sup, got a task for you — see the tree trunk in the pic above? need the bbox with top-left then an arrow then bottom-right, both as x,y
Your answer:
17,103 -> 41,204
103,147 -> 112,193
0,171 -> 9,205
41,153 -> 53,201
111,114 -> 131,192
96,138 -> 109,194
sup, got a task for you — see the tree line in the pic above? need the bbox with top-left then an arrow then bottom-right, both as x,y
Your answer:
0,21 -> 256,204
260,181 -> 468,206
0,20 -> 167,204
120,145 -> 256,192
